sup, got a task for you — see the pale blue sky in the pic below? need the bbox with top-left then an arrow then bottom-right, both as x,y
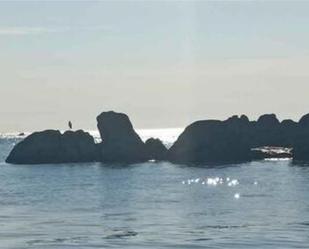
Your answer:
1,1 -> 309,132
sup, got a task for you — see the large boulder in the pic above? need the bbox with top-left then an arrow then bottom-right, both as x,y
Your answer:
60,130 -> 98,162
257,114 -> 280,127
166,113 -> 301,164
299,113 -> 309,127
96,111 -> 147,163
167,117 -> 252,163
292,113 -> 309,161
280,119 -> 298,146
251,114 -> 283,147
6,130 -> 97,164
144,138 -> 168,160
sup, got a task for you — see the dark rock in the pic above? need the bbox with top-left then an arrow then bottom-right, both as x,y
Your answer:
225,115 -> 250,130
240,114 -> 249,123
281,119 -> 297,127
167,119 -> 252,163
7,111 -> 151,165
167,113 -> 309,163
257,114 -> 280,127
292,114 -> 309,161
293,143 -> 309,161
252,114 -> 283,147
7,111 -> 309,165
61,130 -> 97,162
299,113 -> 309,127
145,138 -> 167,160
280,119 -> 298,146
6,130 -> 96,164
96,111 -> 147,163
292,127 -> 309,161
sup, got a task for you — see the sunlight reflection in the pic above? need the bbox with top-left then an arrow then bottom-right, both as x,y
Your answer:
182,177 -> 239,187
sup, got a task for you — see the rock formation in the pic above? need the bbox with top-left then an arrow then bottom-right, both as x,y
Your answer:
144,138 -> 168,160
6,130 -> 97,164
168,113 -> 309,163
96,111 -> 148,163
6,111 -> 169,164
167,118 -> 252,163
6,111 -> 309,165
292,114 -> 309,161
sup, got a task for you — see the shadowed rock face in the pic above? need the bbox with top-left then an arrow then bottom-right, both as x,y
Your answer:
97,111 -> 142,146
252,114 -> 282,147
167,119 -> 252,163
299,114 -> 309,126
168,113 -> 309,163
293,115 -> 309,161
6,111 -> 168,165
6,130 -> 97,164
144,138 -> 168,161
96,111 -> 147,163
6,111 -> 309,165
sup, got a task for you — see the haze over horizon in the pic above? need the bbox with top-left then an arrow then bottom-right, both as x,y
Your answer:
1,1 -> 309,132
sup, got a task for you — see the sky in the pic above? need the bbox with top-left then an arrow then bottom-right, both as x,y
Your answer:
1,1 -> 309,132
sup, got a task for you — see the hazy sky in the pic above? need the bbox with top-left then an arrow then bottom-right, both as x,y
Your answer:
1,1 -> 309,132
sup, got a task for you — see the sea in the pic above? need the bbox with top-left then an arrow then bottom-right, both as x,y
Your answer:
0,128 -> 309,249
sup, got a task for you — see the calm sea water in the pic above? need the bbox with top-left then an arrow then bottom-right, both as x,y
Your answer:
0,129 -> 309,249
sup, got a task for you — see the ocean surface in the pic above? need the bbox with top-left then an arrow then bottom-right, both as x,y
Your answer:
1,129 -> 309,248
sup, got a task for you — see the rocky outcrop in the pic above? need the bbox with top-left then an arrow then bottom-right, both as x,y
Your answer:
96,111 -> 148,163
6,130 -> 97,164
6,111 -> 169,165
292,114 -> 309,161
168,113 -> 309,163
6,111 -> 309,165
167,118 -> 252,163
144,138 -> 167,160
251,114 -> 282,147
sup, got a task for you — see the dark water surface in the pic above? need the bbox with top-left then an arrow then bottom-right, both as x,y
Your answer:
1,134 -> 309,248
